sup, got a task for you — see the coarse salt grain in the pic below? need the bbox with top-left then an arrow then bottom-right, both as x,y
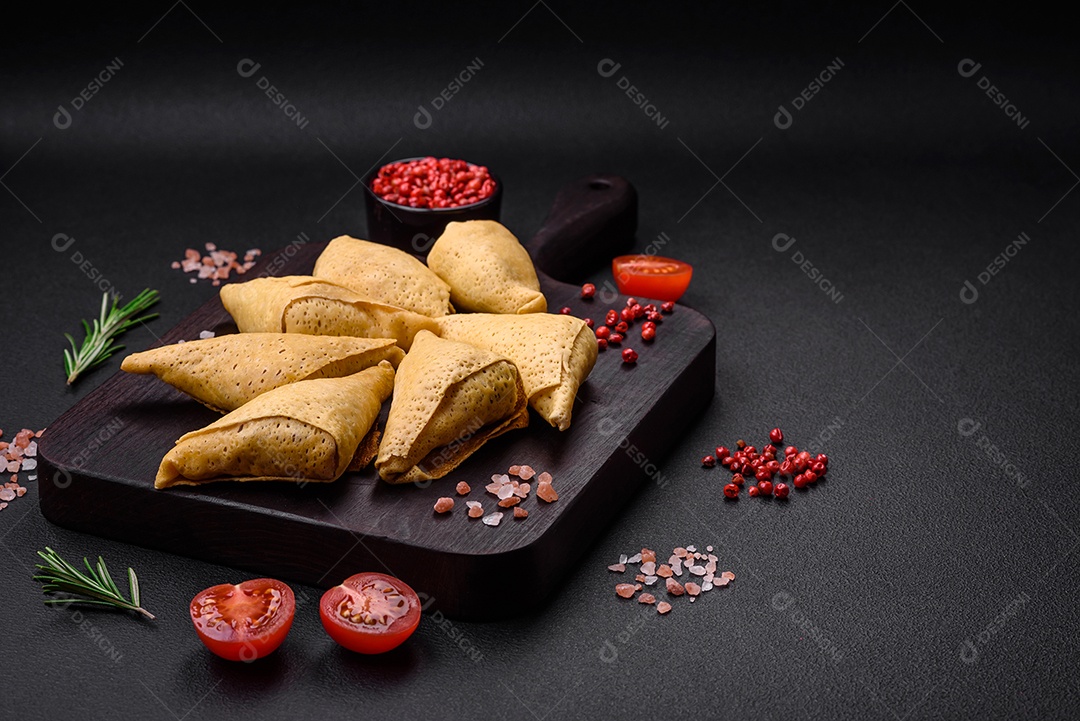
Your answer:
641,549 -> 657,564
615,584 -> 636,599
666,578 -> 685,596
656,565 -> 673,578
514,483 -> 530,498
537,480 -> 558,503
608,564 -> 625,573
467,502 -> 484,519
434,497 -> 454,513
537,471 -> 552,484
497,496 -> 520,508
643,576 -> 658,586
497,484 -> 514,500
513,507 -> 528,519
627,553 -> 642,564
482,512 -> 503,526
640,561 -> 656,576
639,593 -> 656,605
657,602 -> 672,614
685,582 -> 701,596
456,481 -> 471,495
518,465 -> 535,480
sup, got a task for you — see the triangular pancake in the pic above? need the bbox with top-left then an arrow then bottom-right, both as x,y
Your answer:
122,333 -> 404,413
220,276 -> 439,350
156,362 -> 395,488
435,313 -> 597,431
313,235 -> 454,317
376,331 -> 528,484
426,220 -> 547,314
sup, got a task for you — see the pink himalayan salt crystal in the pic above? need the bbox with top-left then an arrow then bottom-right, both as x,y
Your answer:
508,465 -> 521,476
497,496 -> 520,508
536,480 -> 558,503
685,582 -> 702,596
513,483 -> 530,498
615,584 -> 636,599
657,602 -> 672,615
641,549 -> 657,564
497,484 -> 514,500
518,465 -> 536,480
608,564 -> 626,573
640,561 -> 656,576
466,501 -> 484,518
537,471 -> 552,484
666,578 -> 685,596
513,507 -> 528,519
433,497 -> 454,514
482,512 -> 503,526
656,565 -> 673,578
456,481 -> 471,495
638,593 -> 656,605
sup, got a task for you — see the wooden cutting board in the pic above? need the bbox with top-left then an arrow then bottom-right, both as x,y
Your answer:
37,175 -> 716,620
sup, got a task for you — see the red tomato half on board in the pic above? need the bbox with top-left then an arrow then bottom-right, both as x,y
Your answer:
190,578 -> 295,661
319,572 -> 421,654
612,255 -> 693,302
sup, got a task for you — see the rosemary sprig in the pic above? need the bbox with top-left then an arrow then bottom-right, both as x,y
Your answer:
64,289 -> 160,385
34,546 -> 156,620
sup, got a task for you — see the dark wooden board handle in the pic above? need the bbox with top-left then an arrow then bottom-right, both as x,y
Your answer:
525,174 -> 638,283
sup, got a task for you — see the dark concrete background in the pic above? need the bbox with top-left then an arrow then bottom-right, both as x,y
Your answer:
2,3 -> 1078,719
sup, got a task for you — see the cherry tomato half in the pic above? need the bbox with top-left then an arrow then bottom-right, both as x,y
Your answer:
190,578 -> 295,662
319,572 -> 421,654
612,255 -> 693,302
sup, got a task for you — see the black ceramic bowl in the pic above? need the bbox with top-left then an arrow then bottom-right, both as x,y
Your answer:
363,157 -> 502,259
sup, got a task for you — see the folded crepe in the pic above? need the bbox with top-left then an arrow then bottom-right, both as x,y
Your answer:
156,362 -> 395,488
426,220 -> 547,314
435,313 -> 597,431
220,276 -> 439,350
312,235 -> 454,317
376,330 -> 529,484
121,333 -> 404,413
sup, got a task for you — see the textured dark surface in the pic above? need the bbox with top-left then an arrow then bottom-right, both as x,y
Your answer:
2,3 -> 1078,720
